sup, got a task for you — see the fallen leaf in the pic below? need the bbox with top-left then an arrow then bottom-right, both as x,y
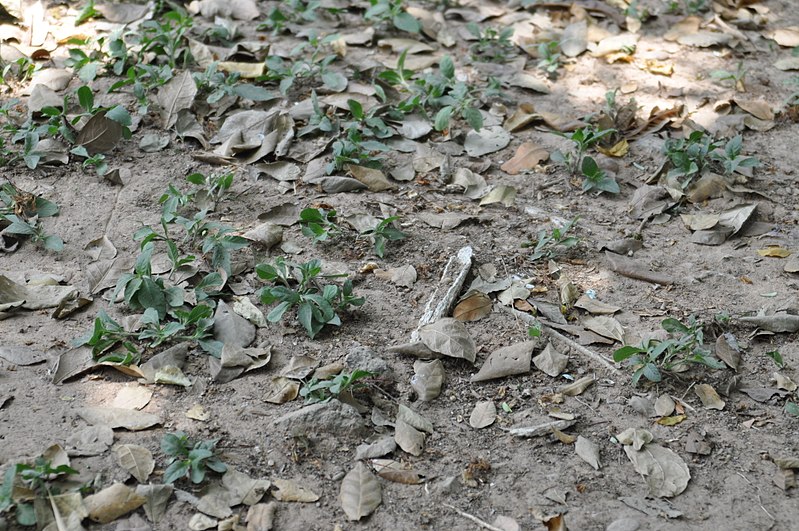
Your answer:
695,384 -> 725,410
114,444 -> 154,483
757,247 -> 791,258
374,265 -> 417,288
76,112 -> 123,155
0,344 -> 47,365
464,126 -> 511,157
582,316 -> 624,342
76,407 -> 161,431
111,384 -> 153,410
370,459 -> 423,484
575,436 -> 601,470
263,377 -> 300,404
355,437 -> 397,460
223,467 -> 270,505
84,483 -> 145,523
0,274 -> 77,310
504,419 -> 575,437
775,373 -> 798,392
453,291 -> 492,322
411,359 -> 444,401
533,342 -> 568,377
479,185 -> 516,207
654,395 -> 675,417
558,376 -> 595,396
186,404 -> 210,421
340,462 -> 382,521
395,418 -> 425,456
469,401 -> 496,429
471,341 -> 535,381
715,333 -> 741,371
560,20 -> 588,57
623,443 -> 690,498
135,484 -> 173,524
246,502 -> 276,531
500,142 -> 548,174
574,295 -> 620,315
656,415 -> 686,426
738,313 -> 799,333
272,479 -> 319,502
419,318 -> 477,363
617,428 -> 653,451
396,404 -> 433,433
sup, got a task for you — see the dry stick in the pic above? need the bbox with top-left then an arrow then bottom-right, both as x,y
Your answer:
442,503 -> 505,531
501,305 -> 620,374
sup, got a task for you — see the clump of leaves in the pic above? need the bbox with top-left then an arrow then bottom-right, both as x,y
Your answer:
257,257 -> 365,338
551,126 -> 616,177
613,316 -> 725,386
328,126 -> 389,173
139,8 -> 193,69
161,432 -> 227,484
263,32 -> 346,94
364,216 -> 406,258
710,135 -> 759,176
0,182 -> 63,251
300,369 -> 372,403
663,130 -> 720,185
523,217 -> 580,261
466,23 -> 516,63
300,207 -> 341,243
364,0 -> 420,33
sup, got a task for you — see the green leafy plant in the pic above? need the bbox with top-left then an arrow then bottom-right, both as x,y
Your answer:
613,316 -> 725,386
263,32 -> 346,94
710,134 -> 759,176
0,183 -> 63,250
161,432 -> 227,484
537,41 -> 562,78
113,241 -> 185,319
580,156 -> 619,194
364,216 -> 406,258
328,126 -> 389,173
0,459 -> 79,526
523,217 -> 580,262
551,126 -> 616,176
257,257 -> 365,338
75,0 -> 101,25
300,207 -> 341,243
710,61 -> 747,92
766,350 -> 785,369
466,23 -> 516,63
139,8 -> 193,68
364,0 -> 420,33
299,369 -> 372,403
259,0 -> 322,34
663,130 -> 720,185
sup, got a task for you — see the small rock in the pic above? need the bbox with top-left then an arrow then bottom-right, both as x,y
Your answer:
274,400 -> 366,436
345,346 -> 392,377
606,517 -> 640,531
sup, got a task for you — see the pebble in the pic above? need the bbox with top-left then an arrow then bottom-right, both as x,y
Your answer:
606,517 -> 640,531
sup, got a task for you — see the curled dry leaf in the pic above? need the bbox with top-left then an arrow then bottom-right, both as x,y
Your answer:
370,459 -> 423,485
500,142 -> 549,175
453,290 -> 492,322
533,342 -> 568,377
469,401 -> 497,429
114,444 -> 155,483
558,376 -> 595,396
76,407 -> 161,431
263,377 -> 300,404
84,483 -> 146,524
582,316 -> 624,343
411,359 -> 444,401
504,419 -> 575,438
714,333 -> 741,371
575,436 -> 601,470
617,428 -> 653,451
694,384 -> 725,410
340,462 -> 382,521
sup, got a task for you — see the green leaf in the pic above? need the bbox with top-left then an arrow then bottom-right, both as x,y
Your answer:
613,346 -> 644,362
766,350 -> 785,368
440,56 -> 455,79
661,318 -> 690,335
785,401 -> 799,416
163,460 -> 190,484
347,99 -> 364,120
321,71 -> 347,92
433,106 -> 454,131
43,234 -> 64,251
106,105 -> 132,126
642,362 -> 661,382
267,300 -> 292,322
77,85 -> 94,111
232,84 -> 275,101
462,107 -> 483,131
393,12 -> 421,33
16,502 -> 35,526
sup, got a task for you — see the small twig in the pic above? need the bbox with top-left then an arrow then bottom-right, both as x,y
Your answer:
735,471 -> 777,526
442,503 -> 504,531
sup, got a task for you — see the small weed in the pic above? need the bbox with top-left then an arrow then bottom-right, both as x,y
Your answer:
139,8 -> 193,69
766,350 -> 785,369
613,316 -> 725,386
662,130 -> 720,186
710,62 -> 747,92
75,0 -> 100,25
551,126 -> 616,176
0,182 -> 62,251
536,41 -> 562,78
364,0 -> 420,33
263,32 -> 345,94
710,135 -> 759,176
300,369 -> 372,403
580,156 -> 619,194
523,217 -> 580,262
466,23 -> 516,63
328,126 -> 389,173
161,432 -> 227,484
0,458 -> 78,526
300,207 -> 341,243
364,216 -> 406,258
256,257 -> 365,338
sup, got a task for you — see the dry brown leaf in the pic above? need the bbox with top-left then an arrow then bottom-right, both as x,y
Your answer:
500,142 -> 549,174
469,401 -> 497,429
84,483 -> 145,524
453,291 -> 492,322
76,112 -> 123,155
370,459 -> 423,484
575,436 -> 601,470
695,383 -> 725,410
272,479 -> 319,502
340,462 -> 382,521
394,418 -> 425,456
157,70 -> 196,129
757,247 -> 791,258
471,341 -> 535,381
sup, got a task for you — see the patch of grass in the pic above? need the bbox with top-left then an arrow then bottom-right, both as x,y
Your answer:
613,316 -> 725,386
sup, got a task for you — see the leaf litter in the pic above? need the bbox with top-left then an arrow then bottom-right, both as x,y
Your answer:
3,0 -> 799,528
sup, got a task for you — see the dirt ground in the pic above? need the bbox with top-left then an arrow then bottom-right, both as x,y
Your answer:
2,0 -> 799,529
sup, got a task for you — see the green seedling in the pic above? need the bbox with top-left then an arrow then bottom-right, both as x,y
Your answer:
581,156 -> 619,194
263,32 -> 346,94
537,41 -> 562,78
364,0 -> 420,33
328,126 -> 389,173
766,350 -> 785,369
551,126 -> 616,176
113,241 -> 185,320
257,257 -> 365,338
75,309 -> 140,360
523,217 -> 580,262
139,8 -> 193,68
186,171 -> 235,209
300,369 -> 372,403
663,130 -> 719,185
174,212 -> 249,276
259,0 -> 321,33
613,316 -> 725,386
75,0 -> 101,25
364,216 -> 406,258
299,90 -> 339,136
300,207 -> 341,243
527,319 -> 543,337
710,62 -> 747,92
710,134 -> 759,176
161,432 -> 227,484
343,99 -> 394,139
64,46 -> 102,82
0,458 -> 79,526
193,63 -> 275,104
466,23 -> 516,63
0,182 -> 62,250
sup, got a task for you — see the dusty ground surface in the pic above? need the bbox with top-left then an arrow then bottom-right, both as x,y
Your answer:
2,0 -> 799,529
